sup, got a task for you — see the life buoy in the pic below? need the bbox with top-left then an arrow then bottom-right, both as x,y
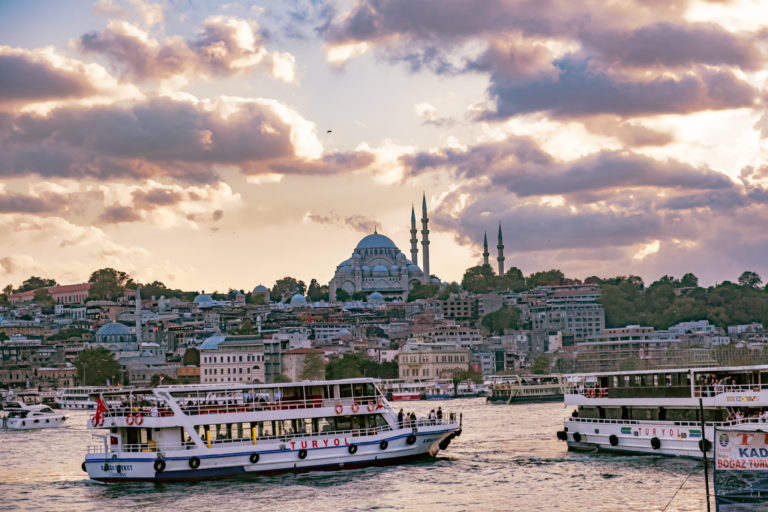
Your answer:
91,415 -> 104,427
556,431 -> 568,441
154,459 -> 166,473
406,434 -> 417,445
379,440 -> 388,450
298,449 -> 307,459
699,439 -> 712,452
134,413 -> 143,425
189,456 -> 200,469
334,403 -> 343,415
348,444 -> 358,454
609,434 -> 619,447
249,453 -> 260,464
572,432 -> 582,443
351,402 -> 360,413
599,388 -> 607,398
366,401 -> 375,412
125,414 -> 134,425
651,437 -> 661,450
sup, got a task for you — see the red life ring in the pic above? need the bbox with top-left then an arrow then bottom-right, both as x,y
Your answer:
134,413 -> 144,425
90,415 -> 104,427
126,414 -> 134,425
334,403 -> 343,415
367,401 -> 375,412
351,402 -> 360,413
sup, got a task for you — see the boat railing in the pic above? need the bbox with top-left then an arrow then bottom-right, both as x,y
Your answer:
565,417 -> 768,427
100,394 -> 387,420
694,383 -> 768,396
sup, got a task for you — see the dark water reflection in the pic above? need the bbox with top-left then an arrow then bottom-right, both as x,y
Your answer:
0,399 -> 714,511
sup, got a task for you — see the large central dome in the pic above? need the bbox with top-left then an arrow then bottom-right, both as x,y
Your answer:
355,233 -> 396,249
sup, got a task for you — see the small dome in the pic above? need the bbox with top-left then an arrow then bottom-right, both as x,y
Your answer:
194,293 -> 213,303
369,291 -> 384,302
253,285 -> 268,293
372,264 -> 388,275
431,277 -> 440,283
339,258 -> 352,267
337,328 -> 351,336
96,322 -> 131,336
351,253 -> 362,259
407,264 -> 422,273
290,294 -> 307,306
355,233 -> 397,249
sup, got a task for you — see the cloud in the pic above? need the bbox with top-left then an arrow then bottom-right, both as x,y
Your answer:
78,15 -> 296,82
98,205 -> 142,223
415,102 -> 455,127
304,210 -> 380,233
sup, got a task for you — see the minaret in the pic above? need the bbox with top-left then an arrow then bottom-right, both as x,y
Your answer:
497,223 -> 505,276
410,204 -> 418,264
135,285 -> 142,345
421,193 -> 430,284
483,232 -> 489,266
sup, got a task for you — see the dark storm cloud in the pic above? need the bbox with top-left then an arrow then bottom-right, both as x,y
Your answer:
132,187 -> 183,208
402,137 -> 733,196
0,50 -> 95,103
580,23 -> 763,70
483,58 -> 756,119
98,205 -> 141,223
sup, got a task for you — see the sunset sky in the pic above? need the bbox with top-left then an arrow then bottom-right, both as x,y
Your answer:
1,0 -> 767,293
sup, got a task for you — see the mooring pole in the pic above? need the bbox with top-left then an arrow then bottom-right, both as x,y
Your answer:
699,397 -> 711,512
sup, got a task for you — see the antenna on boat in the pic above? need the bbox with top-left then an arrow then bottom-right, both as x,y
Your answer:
698,397 -> 711,512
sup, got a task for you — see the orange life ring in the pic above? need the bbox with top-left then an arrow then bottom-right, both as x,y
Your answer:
351,402 -> 360,413
126,413 -> 134,425
599,388 -> 607,398
367,401 -> 375,412
335,403 -> 343,415
134,413 -> 144,425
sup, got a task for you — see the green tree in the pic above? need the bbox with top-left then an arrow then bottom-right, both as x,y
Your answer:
17,276 -> 57,293
739,271 -> 762,288
46,328 -> 92,341
503,267 -> 527,291
531,354 -> 550,374
75,347 -> 121,386
481,306 -> 521,335
527,270 -> 565,289
335,289 -> 351,302
273,374 -> 291,383
461,265 -> 497,293
437,282 -> 461,300
680,273 -> 699,287
307,279 -> 329,302
271,277 -> 306,302
182,347 -> 200,366
326,354 -> 364,379
299,352 -> 326,380
352,291 -> 367,301
34,287 -> 55,312
89,268 -> 133,300
407,282 -> 439,301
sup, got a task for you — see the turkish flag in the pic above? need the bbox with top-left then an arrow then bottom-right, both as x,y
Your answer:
95,396 -> 107,419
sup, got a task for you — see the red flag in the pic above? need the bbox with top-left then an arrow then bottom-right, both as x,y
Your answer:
95,396 -> 107,419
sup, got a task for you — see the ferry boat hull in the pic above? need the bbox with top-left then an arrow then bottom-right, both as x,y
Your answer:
391,393 -> 423,401
84,426 -> 458,483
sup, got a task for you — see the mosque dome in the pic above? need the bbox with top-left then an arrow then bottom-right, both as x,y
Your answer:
194,293 -> 213,304
96,322 -> 131,336
290,294 -> 307,306
355,233 -> 397,249
361,265 -> 371,276
407,264 -> 422,273
369,291 -> 384,302
390,265 -> 400,275
252,285 -> 268,294
372,264 -> 389,276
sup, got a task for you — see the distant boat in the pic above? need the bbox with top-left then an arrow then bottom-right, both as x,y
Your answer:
1,391 -> 67,430
56,386 -> 112,410
486,374 -> 565,404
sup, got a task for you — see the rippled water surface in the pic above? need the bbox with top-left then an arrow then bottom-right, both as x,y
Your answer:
0,399 -> 715,511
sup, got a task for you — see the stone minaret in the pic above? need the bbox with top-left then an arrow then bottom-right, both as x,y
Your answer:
421,193 -> 430,283
410,204 -> 419,264
483,231 -> 489,266
497,223 -> 505,276
135,285 -> 142,345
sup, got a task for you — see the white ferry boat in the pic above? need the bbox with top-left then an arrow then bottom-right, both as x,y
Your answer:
1,391 -> 67,430
82,378 -> 462,483
557,365 -> 768,458
56,387 -> 112,410
486,374 -> 565,404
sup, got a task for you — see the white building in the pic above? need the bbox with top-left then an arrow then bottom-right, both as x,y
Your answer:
199,335 -> 265,384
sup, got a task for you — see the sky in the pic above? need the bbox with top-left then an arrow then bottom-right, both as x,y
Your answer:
1,0 -> 768,293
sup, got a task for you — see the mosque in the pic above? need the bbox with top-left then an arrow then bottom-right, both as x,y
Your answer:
329,195 -> 436,302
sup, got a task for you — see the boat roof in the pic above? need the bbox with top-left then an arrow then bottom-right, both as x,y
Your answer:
564,364 -> 768,378
96,378 -> 382,396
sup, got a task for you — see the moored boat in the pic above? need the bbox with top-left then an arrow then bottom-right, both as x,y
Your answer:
486,375 -> 565,404
56,386 -> 113,410
557,365 -> 768,458
82,378 -> 462,483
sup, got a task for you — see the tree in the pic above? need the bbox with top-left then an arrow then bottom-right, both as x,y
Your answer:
335,289 -> 350,302
273,374 -> 291,383
46,328 -> 91,341
34,287 -> 55,312
352,291 -> 367,301
407,282 -> 439,301
437,282 -> 460,300
531,355 -> 550,374
680,273 -> 699,287
271,277 -> 306,302
89,268 -> 132,300
461,265 -> 497,293
235,319 -> 256,335
326,354 -> 364,379
75,347 -> 121,386
739,271 -> 762,288
481,306 -> 521,335
307,279 -> 329,302
299,352 -> 326,380
527,270 -> 564,289
182,347 -> 200,366
17,276 -> 57,293
3,284 -> 13,296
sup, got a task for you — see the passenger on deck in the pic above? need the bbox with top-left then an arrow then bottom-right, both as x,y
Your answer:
437,407 -> 443,422
398,409 -> 404,429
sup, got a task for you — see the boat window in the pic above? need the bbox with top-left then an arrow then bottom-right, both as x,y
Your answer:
653,375 -> 659,387
624,376 -> 630,386
634,375 -> 642,386
613,376 -> 619,388
352,383 -> 366,398
339,384 -> 353,398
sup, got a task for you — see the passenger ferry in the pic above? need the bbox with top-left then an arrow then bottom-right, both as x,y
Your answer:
82,378 -> 462,482
486,374 -> 565,404
557,365 -> 768,458
56,387 -> 112,409
1,391 -> 67,430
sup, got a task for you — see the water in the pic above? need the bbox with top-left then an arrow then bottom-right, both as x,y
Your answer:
0,399 -> 714,511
